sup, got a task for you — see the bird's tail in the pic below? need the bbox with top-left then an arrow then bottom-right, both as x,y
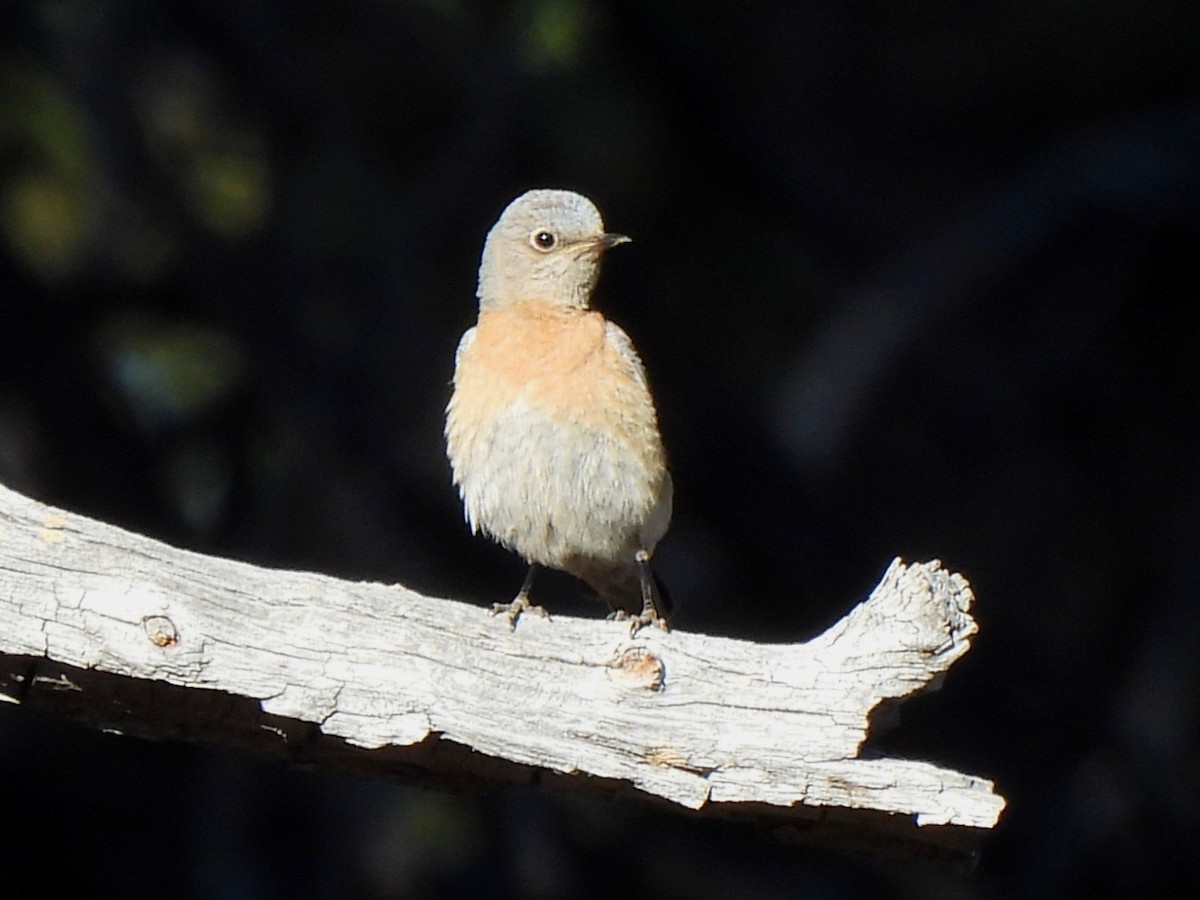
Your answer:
577,561 -> 672,618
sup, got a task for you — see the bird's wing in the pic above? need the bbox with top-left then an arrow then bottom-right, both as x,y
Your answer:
602,320 -> 652,392
453,326 -> 477,371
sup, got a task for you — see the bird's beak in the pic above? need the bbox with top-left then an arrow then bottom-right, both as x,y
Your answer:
596,232 -> 631,251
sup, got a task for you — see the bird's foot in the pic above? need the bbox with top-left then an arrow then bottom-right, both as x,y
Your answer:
610,608 -> 669,637
490,593 -> 549,630
624,548 -> 670,636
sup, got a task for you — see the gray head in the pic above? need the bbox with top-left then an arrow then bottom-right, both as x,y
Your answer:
476,189 -> 629,311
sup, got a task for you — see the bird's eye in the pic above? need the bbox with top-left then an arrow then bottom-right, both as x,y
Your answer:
530,230 -> 557,251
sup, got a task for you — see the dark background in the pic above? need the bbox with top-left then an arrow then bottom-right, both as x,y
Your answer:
2,1 -> 1197,897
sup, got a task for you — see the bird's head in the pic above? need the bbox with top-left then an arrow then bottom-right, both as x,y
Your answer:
477,189 -> 629,311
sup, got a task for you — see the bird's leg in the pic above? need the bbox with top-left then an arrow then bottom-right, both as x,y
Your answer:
491,563 -> 549,629
626,549 -> 669,636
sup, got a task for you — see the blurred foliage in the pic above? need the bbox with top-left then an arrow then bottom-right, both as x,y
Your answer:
521,0 -> 593,71
133,52 -> 270,237
97,313 -> 244,429
0,58 -> 96,281
1,1 -> 1198,898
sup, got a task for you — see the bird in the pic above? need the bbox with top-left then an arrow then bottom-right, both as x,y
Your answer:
445,189 -> 672,633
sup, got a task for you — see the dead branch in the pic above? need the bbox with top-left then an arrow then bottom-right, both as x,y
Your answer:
0,483 -> 1004,863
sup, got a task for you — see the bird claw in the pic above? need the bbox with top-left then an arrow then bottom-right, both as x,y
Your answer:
610,609 -> 670,637
490,594 -> 549,630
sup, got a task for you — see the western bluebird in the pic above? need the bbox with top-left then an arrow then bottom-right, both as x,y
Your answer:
445,189 -> 672,632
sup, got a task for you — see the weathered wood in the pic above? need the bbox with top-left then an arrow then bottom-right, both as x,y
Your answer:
0,483 -> 1004,861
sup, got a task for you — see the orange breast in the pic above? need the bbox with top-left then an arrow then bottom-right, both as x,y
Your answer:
446,299 -> 670,566
456,302 -> 648,432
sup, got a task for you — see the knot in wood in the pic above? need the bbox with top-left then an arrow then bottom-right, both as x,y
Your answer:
607,646 -> 665,691
142,615 -> 179,648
